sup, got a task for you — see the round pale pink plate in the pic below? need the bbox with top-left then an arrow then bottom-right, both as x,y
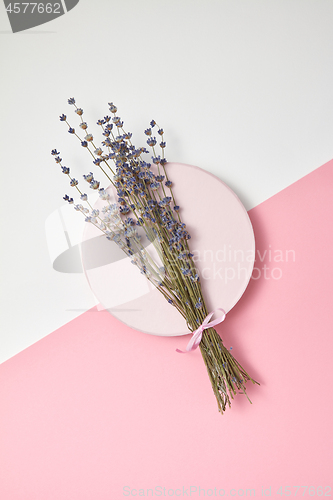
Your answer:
81,163 -> 255,336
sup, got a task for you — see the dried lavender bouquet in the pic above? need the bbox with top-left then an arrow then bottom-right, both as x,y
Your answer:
52,98 -> 258,414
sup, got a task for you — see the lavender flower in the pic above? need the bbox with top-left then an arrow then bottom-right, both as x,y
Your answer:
83,172 -> 94,183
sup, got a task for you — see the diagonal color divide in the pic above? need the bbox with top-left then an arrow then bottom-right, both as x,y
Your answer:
3,0 -> 79,33
0,159 -> 332,496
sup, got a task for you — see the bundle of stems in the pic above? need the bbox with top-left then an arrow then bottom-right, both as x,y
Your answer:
52,98 -> 258,413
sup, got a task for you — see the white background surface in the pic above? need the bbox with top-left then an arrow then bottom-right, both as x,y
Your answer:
1,0 -> 333,363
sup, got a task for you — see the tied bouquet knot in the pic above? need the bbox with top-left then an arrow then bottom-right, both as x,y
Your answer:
176,308 -> 226,353
52,98 -> 259,414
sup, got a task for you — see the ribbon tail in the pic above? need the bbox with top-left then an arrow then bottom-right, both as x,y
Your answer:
176,328 -> 202,353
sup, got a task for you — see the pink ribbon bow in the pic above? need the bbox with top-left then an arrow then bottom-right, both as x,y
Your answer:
176,308 -> 226,353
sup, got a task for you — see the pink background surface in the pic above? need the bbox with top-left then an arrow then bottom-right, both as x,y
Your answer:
1,160 -> 333,499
